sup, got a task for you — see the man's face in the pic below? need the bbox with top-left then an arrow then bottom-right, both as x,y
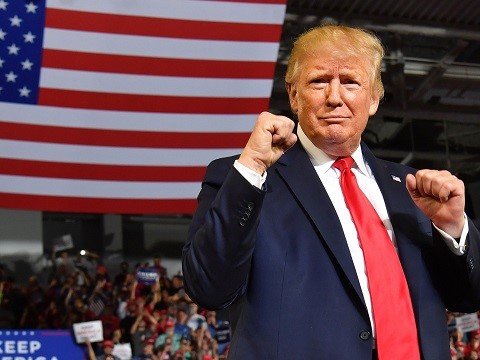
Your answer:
287,42 -> 379,157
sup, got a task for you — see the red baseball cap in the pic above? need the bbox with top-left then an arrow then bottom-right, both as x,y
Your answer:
103,340 -> 114,348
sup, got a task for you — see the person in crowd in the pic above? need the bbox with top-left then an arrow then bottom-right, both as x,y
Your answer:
0,268 -> 17,328
115,286 -> 131,322
201,310 -> 229,356
186,303 -> 206,332
173,307 -> 191,337
154,287 -> 174,313
451,345 -> 459,360
113,261 -> 130,293
63,294 -> 96,328
88,275 -> 113,318
95,265 -> 111,283
99,303 -> 121,342
131,312 -> 157,356
156,337 -> 174,360
465,330 -> 480,358
74,250 -> 101,280
178,335 -> 195,360
455,340 -> 467,359
0,273 -> 15,328
168,275 -> 189,304
44,299 -> 62,329
52,250 -> 76,277
156,318 -> 183,354
118,298 -> 138,345
204,311 -> 219,340
86,339 -> 121,360
132,337 -> 158,360
152,309 -> 170,334
182,24 -> 480,359
153,255 -> 168,279
194,328 -> 218,360
18,275 -> 45,328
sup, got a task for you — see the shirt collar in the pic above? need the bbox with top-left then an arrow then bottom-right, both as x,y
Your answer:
297,124 -> 369,177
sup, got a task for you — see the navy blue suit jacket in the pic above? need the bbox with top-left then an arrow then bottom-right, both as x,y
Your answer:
182,142 -> 480,360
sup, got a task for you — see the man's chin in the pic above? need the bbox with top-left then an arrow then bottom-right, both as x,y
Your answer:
320,136 -> 359,157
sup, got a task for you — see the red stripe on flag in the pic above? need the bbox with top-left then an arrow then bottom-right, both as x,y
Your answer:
0,193 -> 198,214
0,122 -> 250,148
42,50 -> 276,79
38,89 -> 271,114
0,159 -> 207,182
46,8 -> 283,42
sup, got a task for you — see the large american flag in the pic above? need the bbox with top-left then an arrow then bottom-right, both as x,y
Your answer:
0,0 -> 286,214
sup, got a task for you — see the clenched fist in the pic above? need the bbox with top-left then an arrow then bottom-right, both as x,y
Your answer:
406,169 -> 465,238
238,112 -> 297,175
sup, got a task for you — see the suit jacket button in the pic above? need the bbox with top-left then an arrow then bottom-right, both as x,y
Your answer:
359,331 -> 371,341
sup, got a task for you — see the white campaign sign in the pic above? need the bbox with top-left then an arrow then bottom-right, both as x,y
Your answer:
456,313 -> 480,333
72,320 -> 104,343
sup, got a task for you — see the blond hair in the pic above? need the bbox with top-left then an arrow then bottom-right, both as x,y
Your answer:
285,24 -> 385,99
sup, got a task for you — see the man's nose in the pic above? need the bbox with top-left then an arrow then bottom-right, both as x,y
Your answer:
325,80 -> 343,107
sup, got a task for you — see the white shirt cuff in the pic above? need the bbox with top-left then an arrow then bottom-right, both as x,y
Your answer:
234,160 -> 267,189
433,214 -> 469,255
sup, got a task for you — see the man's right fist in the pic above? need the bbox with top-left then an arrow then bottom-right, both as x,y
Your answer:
238,111 -> 297,175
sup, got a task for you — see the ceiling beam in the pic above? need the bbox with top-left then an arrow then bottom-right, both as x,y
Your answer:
408,40 -> 470,102
374,106 -> 480,124
363,23 -> 480,41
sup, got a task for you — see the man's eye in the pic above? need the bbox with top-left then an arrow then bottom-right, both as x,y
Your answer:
311,79 -> 328,87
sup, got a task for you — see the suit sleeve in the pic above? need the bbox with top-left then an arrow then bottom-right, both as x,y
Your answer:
182,157 -> 265,310
427,218 -> 480,312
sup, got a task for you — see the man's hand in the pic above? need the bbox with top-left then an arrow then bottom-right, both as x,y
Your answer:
238,112 -> 297,175
406,169 -> 465,238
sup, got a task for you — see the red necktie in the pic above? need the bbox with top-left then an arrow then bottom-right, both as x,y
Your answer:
333,157 -> 420,360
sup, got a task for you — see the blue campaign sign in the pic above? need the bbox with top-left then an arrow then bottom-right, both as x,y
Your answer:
136,267 -> 159,285
0,330 -> 85,359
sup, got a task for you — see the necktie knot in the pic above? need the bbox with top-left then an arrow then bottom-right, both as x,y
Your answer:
333,156 -> 354,172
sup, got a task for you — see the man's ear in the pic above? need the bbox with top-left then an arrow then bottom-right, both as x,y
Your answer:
368,95 -> 380,116
286,83 -> 298,113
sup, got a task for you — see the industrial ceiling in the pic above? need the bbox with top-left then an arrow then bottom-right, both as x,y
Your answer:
270,0 -> 480,200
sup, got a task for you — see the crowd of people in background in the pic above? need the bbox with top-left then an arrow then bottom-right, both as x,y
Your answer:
0,250 -> 230,360
1,249 -> 480,359
449,312 -> 480,360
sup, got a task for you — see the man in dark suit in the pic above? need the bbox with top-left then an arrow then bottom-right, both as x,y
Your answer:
182,24 -> 480,359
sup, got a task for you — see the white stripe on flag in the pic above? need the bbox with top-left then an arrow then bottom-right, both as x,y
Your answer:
1,103 -> 257,132
0,175 -> 201,199
43,28 -> 281,61
47,0 -> 287,24
40,68 -> 274,98
0,139 -> 242,166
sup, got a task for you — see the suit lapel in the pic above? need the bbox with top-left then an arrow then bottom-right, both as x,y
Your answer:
274,143 -> 365,305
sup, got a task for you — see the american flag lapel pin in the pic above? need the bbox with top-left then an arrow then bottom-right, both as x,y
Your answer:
391,175 -> 401,182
